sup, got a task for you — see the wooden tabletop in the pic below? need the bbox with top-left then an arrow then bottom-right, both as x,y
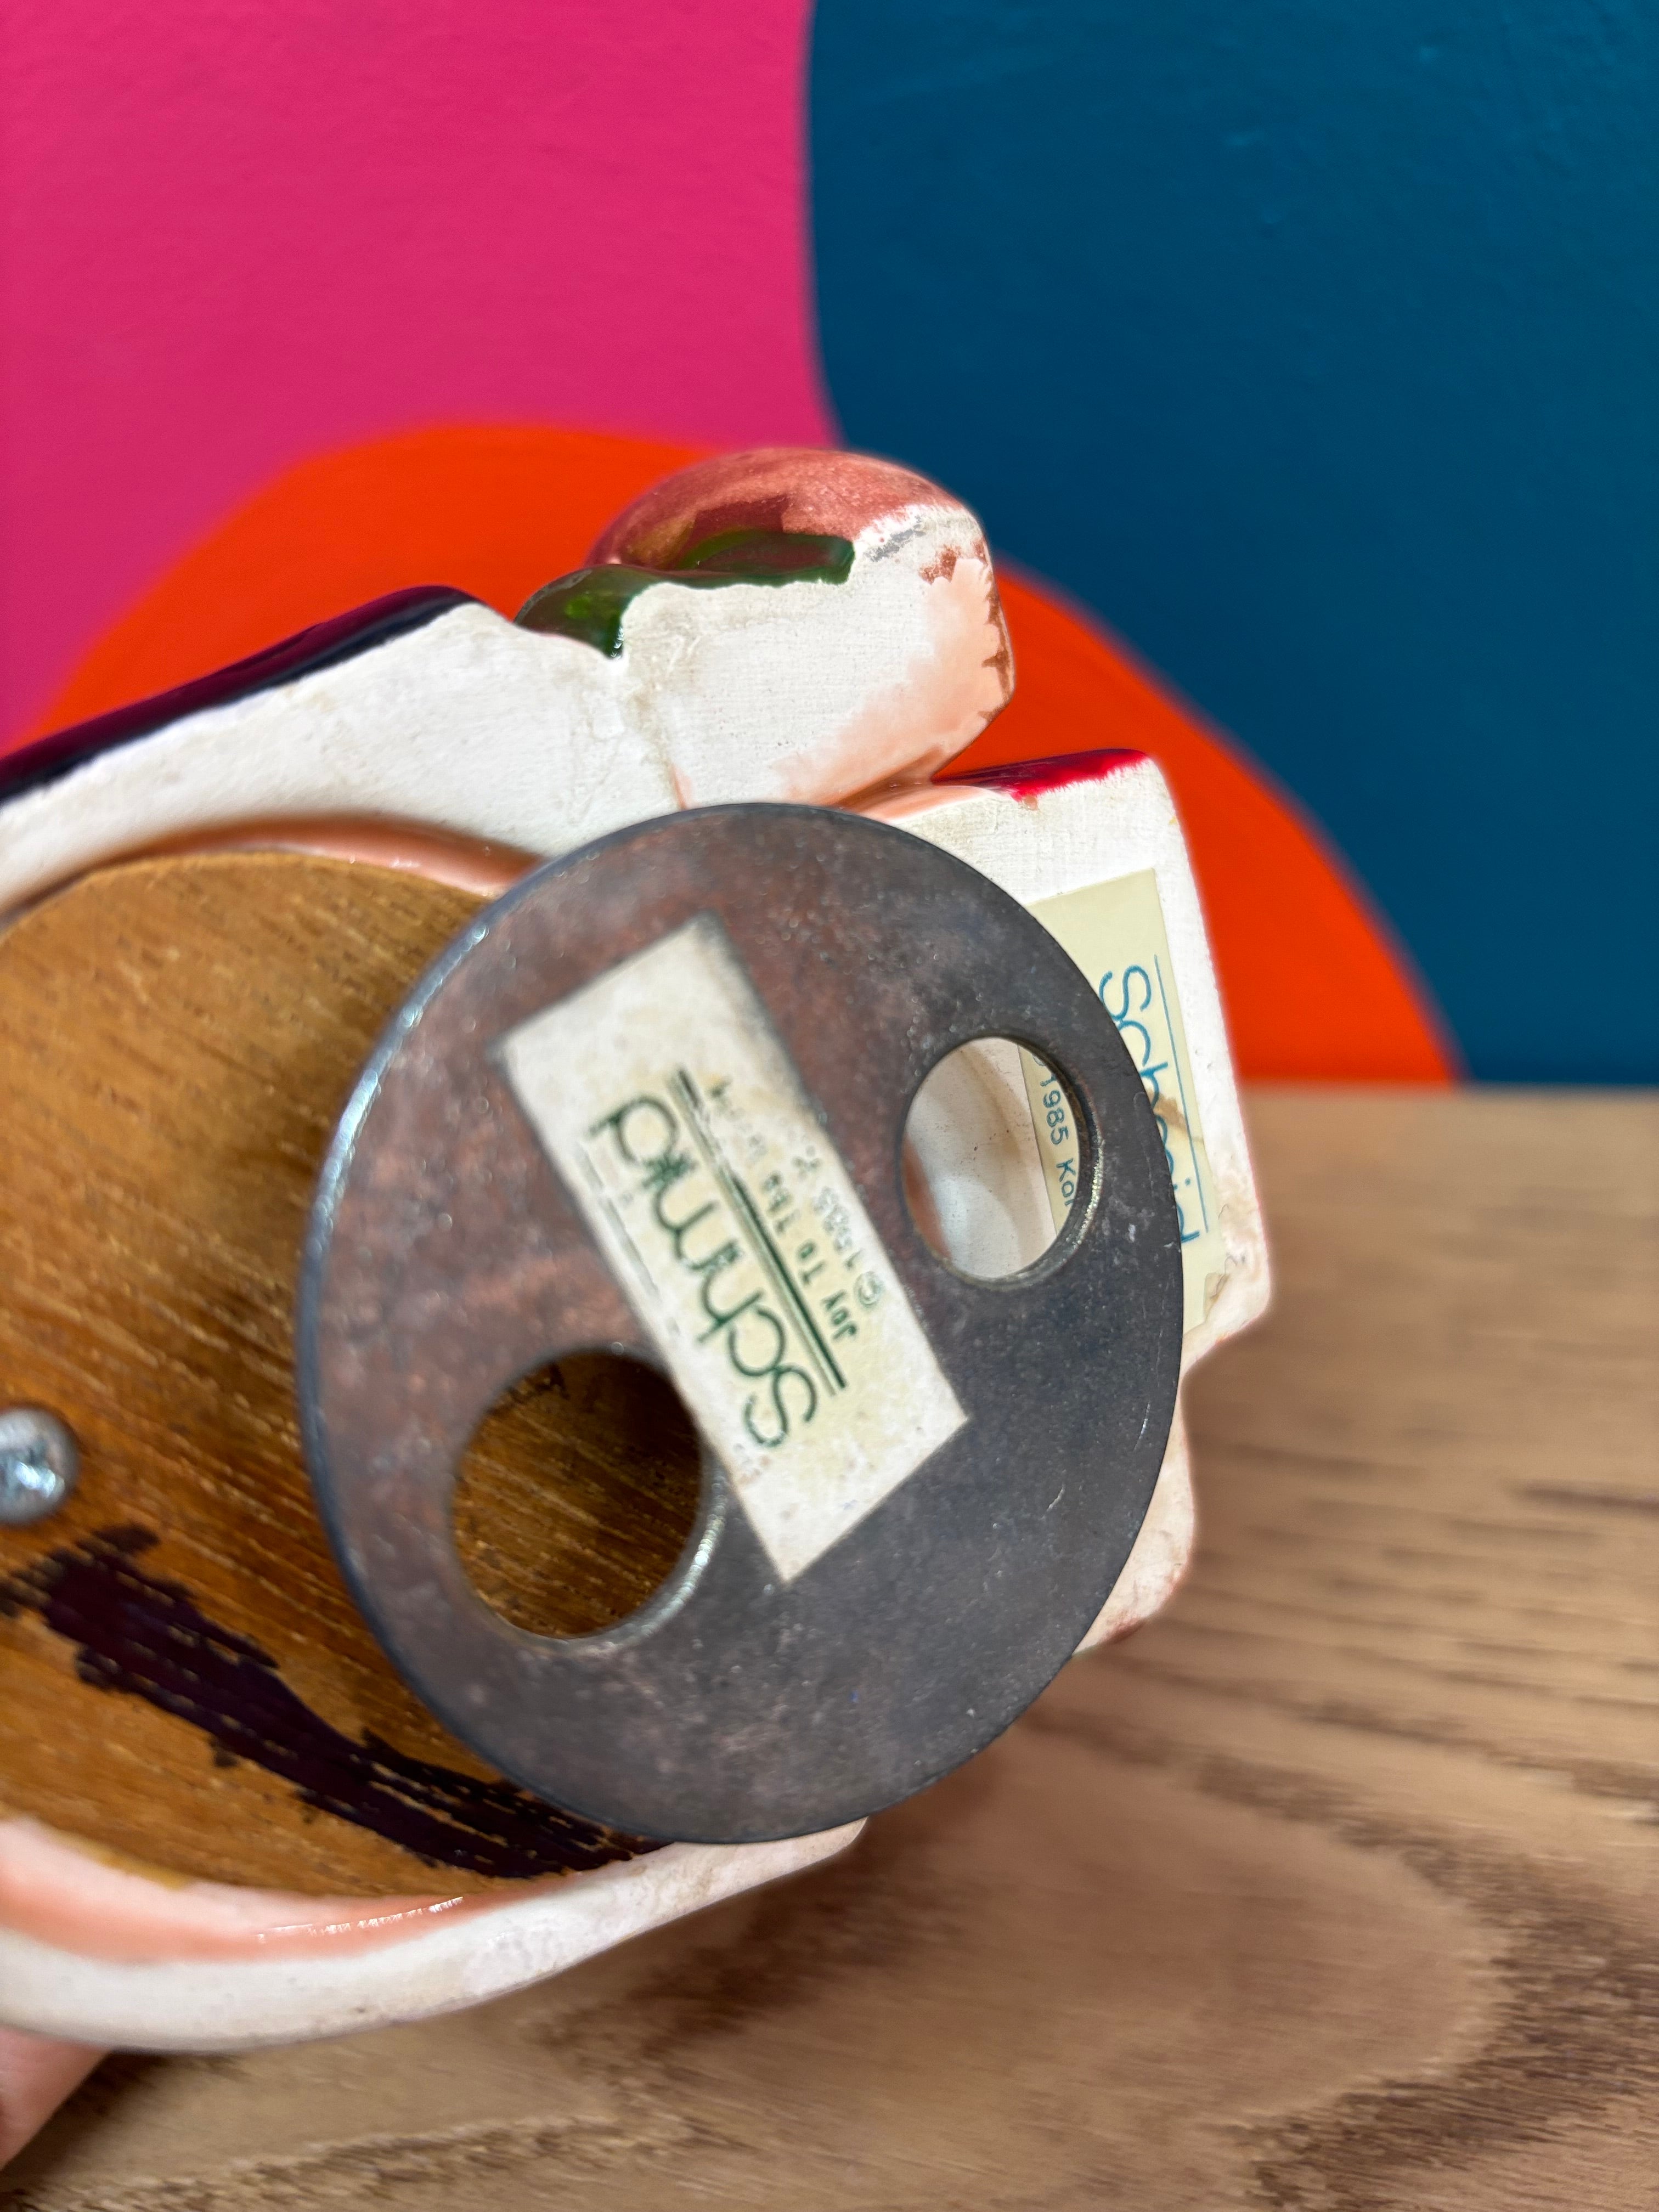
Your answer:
9,1087 -> 1656,2211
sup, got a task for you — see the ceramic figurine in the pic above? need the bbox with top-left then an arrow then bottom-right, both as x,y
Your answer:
0,450 -> 1266,2159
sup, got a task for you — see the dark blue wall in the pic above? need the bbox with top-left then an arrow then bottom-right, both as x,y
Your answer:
811,1 -> 1658,1080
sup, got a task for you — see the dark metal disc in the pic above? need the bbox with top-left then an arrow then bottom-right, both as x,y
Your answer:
298,804 -> 1182,1843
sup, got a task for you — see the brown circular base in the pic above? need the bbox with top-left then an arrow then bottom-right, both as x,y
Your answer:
0,853 -> 666,1894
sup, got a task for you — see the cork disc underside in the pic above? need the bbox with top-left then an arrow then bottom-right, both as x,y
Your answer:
0,851 -> 702,1895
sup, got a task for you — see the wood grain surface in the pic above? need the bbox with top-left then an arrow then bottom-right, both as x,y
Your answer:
0,853 -> 691,1894
8,1086 -> 1654,2210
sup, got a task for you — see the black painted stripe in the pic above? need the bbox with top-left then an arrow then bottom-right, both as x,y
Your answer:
0,1525 -> 653,1880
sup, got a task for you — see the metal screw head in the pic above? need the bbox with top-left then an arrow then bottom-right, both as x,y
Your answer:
0,1407 -> 80,1527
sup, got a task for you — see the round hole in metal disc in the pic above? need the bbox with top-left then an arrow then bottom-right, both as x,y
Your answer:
452,1351 -> 704,1639
902,1038 -> 1080,1281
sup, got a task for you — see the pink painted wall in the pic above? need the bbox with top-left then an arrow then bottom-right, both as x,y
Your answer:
0,0 -> 830,741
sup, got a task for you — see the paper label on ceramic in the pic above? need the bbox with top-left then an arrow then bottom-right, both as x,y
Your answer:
497,914 -> 966,1583
1020,870 -> 1226,1330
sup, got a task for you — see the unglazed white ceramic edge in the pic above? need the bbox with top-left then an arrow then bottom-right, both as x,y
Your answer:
0,1831 -> 862,2052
